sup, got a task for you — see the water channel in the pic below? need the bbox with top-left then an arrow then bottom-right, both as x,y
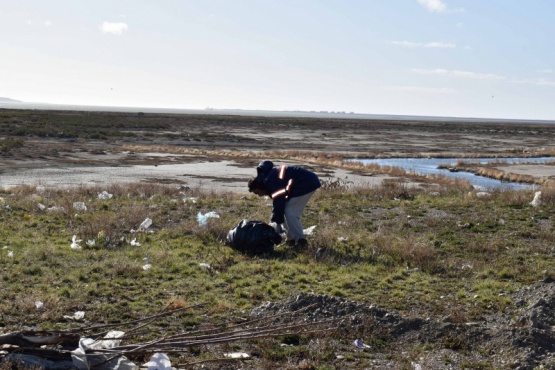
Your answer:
349,157 -> 554,190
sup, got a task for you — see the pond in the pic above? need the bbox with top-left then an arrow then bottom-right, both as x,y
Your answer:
348,157 -> 554,190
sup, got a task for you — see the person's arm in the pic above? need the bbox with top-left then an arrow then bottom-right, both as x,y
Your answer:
270,195 -> 286,224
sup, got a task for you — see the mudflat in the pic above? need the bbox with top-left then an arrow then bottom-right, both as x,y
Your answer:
1,109 -> 555,190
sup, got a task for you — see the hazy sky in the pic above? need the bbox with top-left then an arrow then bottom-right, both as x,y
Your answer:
1,0 -> 554,120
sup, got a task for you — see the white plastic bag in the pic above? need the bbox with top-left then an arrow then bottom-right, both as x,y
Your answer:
139,218 -> 152,231
197,211 -> 219,227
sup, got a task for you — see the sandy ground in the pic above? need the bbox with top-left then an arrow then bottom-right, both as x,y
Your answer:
2,110 -> 555,192
0,154 -> 394,193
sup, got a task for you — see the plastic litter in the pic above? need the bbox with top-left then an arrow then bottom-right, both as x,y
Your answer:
7,250 -> 13,258
130,238 -> 141,246
224,352 -> 250,359
303,225 -> 316,235
143,353 -> 172,370
197,211 -> 220,227
476,191 -> 491,197
64,311 -> 85,320
353,339 -> 371,349
71,235 -> 82,250
35,301 -> 44,309
97,191 -> 113,200
73,202 -> 87,211
143,263 -> 152,271
227,219 -> 282,255
411,362 -> 423,370
199,263 -> 211,269
71,331 -> 134,370
139,218 -> 152,231
531,191 -> 542,207
38,203 -> 46,210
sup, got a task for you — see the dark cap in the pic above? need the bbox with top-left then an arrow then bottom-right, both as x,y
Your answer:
256,160 -> 274,175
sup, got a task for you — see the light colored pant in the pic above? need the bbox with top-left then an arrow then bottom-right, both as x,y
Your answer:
283,191 -> 316,242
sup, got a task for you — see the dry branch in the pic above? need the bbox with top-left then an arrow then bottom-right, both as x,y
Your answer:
0,302 -> 336,369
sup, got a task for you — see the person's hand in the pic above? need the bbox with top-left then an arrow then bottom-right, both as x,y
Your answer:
269,222 -> 282,234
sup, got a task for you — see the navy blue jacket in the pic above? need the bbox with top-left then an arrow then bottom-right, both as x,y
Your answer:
256,161 -> 321,224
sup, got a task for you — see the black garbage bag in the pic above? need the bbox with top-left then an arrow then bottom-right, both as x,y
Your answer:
227,219 -> 282,255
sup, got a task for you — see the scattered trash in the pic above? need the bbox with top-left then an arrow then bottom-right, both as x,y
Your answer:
7,250 -> 13,258
139,218 -> 153,231
38,203 -> 46,210
73,202 -> 87,211
64,311 -> 85,321
199,263 -> 211,269
70,235 -> 82,250
71,331 -> 130,370
142,257 -> 151,270
97,191 -> 113,200
95,331 -> 125,349
476,191 -> 491,198
223,352 -> 250,359
337,237 -> 348,242
353,338 -> 371,349
130,238 -> 141,246
456,221 -> 471,228
86,239 -> 96,247
47,206 -> 65,212
411,362 -> 423,370
35,301 -> 44,309
227,219 -> 281,255
183,197 -> 197,204
197,211 -> 219,227
531,191 -> 542,207
303,225 -> 316,235
144,353 -> 172,370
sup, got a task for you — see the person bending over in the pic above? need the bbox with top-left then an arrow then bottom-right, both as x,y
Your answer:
248,160 -> 321,248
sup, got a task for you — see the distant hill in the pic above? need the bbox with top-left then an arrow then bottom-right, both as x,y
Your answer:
0,97 -> 22,103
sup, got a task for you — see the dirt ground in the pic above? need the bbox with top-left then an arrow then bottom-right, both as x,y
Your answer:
2,111 -> 555,191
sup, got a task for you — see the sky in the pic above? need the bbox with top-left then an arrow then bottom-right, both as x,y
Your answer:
1,0 -> 554,120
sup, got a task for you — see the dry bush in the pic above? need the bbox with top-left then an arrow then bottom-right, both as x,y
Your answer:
539,185 -> 555,206
492,188 -> 537,206
370,232 -> 437,272
76,204 -> 151,248
373,179 -> 417,200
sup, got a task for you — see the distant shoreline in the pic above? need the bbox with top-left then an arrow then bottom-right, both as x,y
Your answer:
1,101 -> 554,125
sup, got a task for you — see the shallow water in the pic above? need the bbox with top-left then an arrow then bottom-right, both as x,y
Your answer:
349,157 -> 553,190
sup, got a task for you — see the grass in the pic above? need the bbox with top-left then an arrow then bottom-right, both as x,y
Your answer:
1,179 -> 555,367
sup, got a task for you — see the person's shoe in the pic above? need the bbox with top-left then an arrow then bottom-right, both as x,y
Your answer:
295,238 -> 309,251
285,239 -> 296,247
